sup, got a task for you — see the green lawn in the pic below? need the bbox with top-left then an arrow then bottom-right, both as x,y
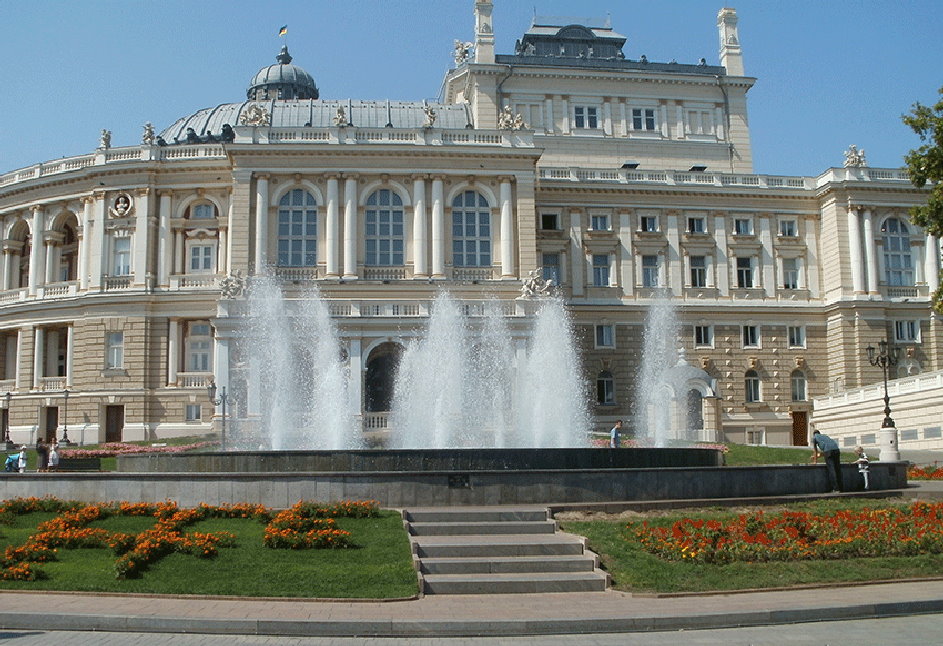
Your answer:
723,443 -> 857,466
560,498 -> 943,594
0,509 -> 418,598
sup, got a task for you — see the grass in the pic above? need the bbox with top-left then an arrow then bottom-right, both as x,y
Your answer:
0,509 -> 418,598
560,498 -> 943,594
723,443 -> 856,466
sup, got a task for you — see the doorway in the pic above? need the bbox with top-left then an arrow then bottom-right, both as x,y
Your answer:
791,411 -> 808,446
44,407 -> 59,442
105,405 -> 124,443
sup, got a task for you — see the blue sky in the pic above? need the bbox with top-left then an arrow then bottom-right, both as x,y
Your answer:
1,1 -> 940,177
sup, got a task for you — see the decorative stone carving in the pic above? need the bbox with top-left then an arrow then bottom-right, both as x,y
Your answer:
240,104 -> 271,127
142,122 -> 155,146
843,144 -> 868,168
422,105 -> 437,128
109,193 -> 134,218
497,105 -> 528,130
332,106 -> 349,127
795,356 -> 806,368
520,268 -> 556,298
219,269 -> 247,300
453,40 -> 474,65
99,129 -> 112,149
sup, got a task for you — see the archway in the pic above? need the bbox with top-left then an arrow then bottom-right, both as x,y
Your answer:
365,342 -> 403,412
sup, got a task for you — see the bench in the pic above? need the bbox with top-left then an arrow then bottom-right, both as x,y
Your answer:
56,457 -> 103,471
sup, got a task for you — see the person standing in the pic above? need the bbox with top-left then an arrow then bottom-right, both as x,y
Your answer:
35,439 -> 48,473
609,419 -> 623,448
811,430 -> 843,492
16,445 -> 27,473
47,440 -> 60,472
854,446 -> 870,490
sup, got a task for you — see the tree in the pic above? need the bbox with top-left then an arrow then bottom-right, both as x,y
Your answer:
903,86 -> 943,312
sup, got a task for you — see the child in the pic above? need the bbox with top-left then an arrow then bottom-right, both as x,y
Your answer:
854,446 -> 870,490
17,446 -> 27,473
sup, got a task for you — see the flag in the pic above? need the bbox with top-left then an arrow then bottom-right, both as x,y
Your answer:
278,25 -> 288,37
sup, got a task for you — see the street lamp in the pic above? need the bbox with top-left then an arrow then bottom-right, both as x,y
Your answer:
207,381 -> 228,451
3,392 -> 12,451
61,389 -> 71,445
866,340 -> 901,461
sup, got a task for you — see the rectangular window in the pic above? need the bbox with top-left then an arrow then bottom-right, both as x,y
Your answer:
542,253 -> 560,285
689,255 -> 707,288
595,324 -> 615,348
642,255 -> 659,288
746,429 -> 765,444
788,325 -> 806,348
782,257 -> 799,289
745,376 -> 761,403
640,215 -> 658,232
791,372 -> 807,401
541,213 -> 559,230
736,257 -> 754,288
742,325 -> 759,348
843,436 -> 858,448
112,238 -> 131,276
105,332 -> 124,369
186,323 -> 212,373
189,245 -> 214,272
592,254 -> 610,287
574,106 -> 598,129
685,109 -> 715,136
925,427 -> 942,439
687,216 -> 706,234
590,214 -> 609,231
900,429 -> 919,442
733,218 -> 753,236
860,433 -> 876,445
631,108 -> 656,131
185,404 -> 202,422
779,219 -> 798,237
694,325 -> 713,347
192,204 -> 215,219
894,320 -> 919,343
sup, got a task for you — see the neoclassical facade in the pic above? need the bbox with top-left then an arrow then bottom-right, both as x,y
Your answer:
0,2 -> 935,449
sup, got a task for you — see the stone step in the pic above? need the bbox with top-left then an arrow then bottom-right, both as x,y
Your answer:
405,507 -> 548,524
422,571 -> 610,595
408,520 -> 557,536
414,534 -> 585,559
420,555 -> 596,575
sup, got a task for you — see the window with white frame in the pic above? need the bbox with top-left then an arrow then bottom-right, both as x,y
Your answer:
185,404 -> 202,421
596,370 -> 615,405
595,324 -> 615,348
746,428 -> 765,444
788,325 -> 806,348
573,105 -> 598,129
640,214 -> 658,232
365,189 -> 404,266
689,255 -> 707,288
190,203 -> 216,219
185,322 -> 212,372
882,217 -> 914,286
642,255 -> 659,288
736,256 -> 754,288
631,108 -> 656,131
542,253 -> 560,285
779,219 -> 797,237
687,215 -> 706,234
590,213 -> 610,231
541,213 -> 559,230
782,257 -> 799,289
733,218 -> 753,236
694,325 -> 713,347
742,325 -> 759,348
277,189 -> 318,267
592,254 -> 611,287
894,320 -> 920,343
791,369 -> 807,401
105,332 -> 124,369
188,243 -> 214,273
452,190 -> 491,267
112,237 -> 131,276
745,369 -> 761,402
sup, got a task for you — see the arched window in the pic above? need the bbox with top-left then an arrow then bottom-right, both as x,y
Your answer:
745,369 -> 761,403
596,370 -> 614,404
277,189 -> 318,267
451,191 -> 491,267
686,389 -> 704,431
882,217 -> 914,286
188,202 -> 217,219
791,369 -> 807,401
365,189 -> 404,266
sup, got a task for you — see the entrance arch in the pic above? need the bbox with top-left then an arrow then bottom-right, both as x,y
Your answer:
364,342 -> 403,412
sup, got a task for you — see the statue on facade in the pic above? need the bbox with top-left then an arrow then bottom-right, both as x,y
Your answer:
497,105 -> 527,130
332,106 -> 349,127
843,145 -> 868,168
219,269 -> 247,300
142,122 -> 155,146
453,40 -> 474,65
109,194 -> 133,218
520,268 -> 556,298
240,104 -> 271,127
99,129 -> 112,149
422,105 -> 437,128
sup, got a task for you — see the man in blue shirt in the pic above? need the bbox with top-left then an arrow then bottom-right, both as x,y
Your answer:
609,420 -> 623,448
811,430 -> 843,492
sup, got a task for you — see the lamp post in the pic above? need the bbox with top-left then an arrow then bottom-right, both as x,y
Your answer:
3,392 -> 12,451
866,340 -> 901,461
60,389 -> 71,445
207,381 -> 228,451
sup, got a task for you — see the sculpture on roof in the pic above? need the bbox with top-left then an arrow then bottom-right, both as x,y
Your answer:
497,105 -> 527,131
99,129 -> 112,149
333,106 -> 349,127
453,40 -> 474,65
843,145 -> 868,168
240,104 -> 271,127
520,268 -> 556,298
422,105 -> 437,128
142,122 -> 155,146
219,124 -> 235,143
185,128 -> 200,144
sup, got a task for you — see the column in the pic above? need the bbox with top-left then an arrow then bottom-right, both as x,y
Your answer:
862,208 -> 879,294
674,105 -> 684,139
758,214 -> 774,297
2,244 -> 14,291
89,192 -> 107,290
325,176 -> 340,277
431,176 -> 445,278
157,191 -> 172,287
715,106 -> 725,140
28,206 -> 45,296
218,227 -> 228,275
559,97 -> 570,134
714,212 -> 730,297
804,215 -> 821,299
66,325 -> 73,387
846,202 -> 865,294
568,209 -> 584,296
499,178 -> 515,278
666,211 -> 681,293
544,97 -> 554,134
343,175 -> 358,279
167,319 -> 179,386
619,102 -> 628,137
926,234 -> 941,290
618,210 -> 634,296
213,336 -> 230,397
133,188 -> 150,285
602,100 -> 613,136
174,231 -> 184,275
78,197 -> 92,291
412,176 -> 428,277
32,327 -> 43,389
43,233 -> 61,284
348,338 -> 363,425
254,174 -> 269,272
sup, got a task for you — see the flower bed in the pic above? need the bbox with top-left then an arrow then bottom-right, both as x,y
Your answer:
0,497 -> 380,581
630,502 -> 943,564
60,441 -> 217,459
908,466 -> 943,480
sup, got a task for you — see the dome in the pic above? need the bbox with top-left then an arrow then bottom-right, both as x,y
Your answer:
247,46 -> 319,100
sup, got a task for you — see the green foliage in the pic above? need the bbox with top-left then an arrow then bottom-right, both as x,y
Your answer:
903,86 -> 943,312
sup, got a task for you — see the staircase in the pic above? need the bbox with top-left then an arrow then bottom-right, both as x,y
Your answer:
404,506 -> 609,595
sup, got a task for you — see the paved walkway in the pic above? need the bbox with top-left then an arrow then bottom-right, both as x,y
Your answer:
0,483 -> 940,638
